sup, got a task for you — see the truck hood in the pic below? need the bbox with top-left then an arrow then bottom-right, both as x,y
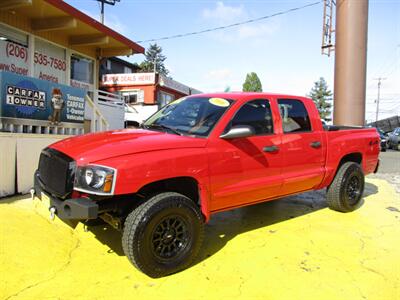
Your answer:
50,129 -> 208,164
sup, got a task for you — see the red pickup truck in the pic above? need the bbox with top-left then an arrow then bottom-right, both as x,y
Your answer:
34,93 -> 380,277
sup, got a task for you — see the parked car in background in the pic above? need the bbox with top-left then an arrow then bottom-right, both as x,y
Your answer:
388,127 -> 400,151
377,128 -> 388,152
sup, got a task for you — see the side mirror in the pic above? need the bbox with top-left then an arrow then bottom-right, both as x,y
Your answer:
220,125 -> 255,139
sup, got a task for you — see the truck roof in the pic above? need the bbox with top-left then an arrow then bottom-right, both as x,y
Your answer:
191,92 -> 313,102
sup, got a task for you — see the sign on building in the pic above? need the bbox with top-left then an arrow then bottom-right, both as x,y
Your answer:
0,71 -> 85,125
101,73 -> 156,86
159,75 -> 190,95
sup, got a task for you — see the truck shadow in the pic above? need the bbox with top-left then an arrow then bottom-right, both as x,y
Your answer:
85,182 -> 379,261
364,181 -> 379,197
196,182 -> 378,266
195,189 -> 329,266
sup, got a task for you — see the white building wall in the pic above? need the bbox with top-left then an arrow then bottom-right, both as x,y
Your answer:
0,133 -> 67,197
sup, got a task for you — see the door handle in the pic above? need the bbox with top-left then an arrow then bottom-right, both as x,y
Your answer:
263,145 -> 279,153
310,141 -> 321,148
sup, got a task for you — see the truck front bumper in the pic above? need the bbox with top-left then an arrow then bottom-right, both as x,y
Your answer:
34,170 -> 98,220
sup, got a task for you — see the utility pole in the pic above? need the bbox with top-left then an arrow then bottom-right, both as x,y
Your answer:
374,77 -> 386,122
96,0 -> 120,24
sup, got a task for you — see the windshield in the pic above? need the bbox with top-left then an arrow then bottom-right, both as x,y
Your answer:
143,97 -> 233,137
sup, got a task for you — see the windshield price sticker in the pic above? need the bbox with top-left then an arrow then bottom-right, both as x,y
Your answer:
209,97 -> 229,107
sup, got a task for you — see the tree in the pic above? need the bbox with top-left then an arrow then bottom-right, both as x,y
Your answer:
139,43 -> 169,76
308,77 -> 333,121
242,72 -> 262,92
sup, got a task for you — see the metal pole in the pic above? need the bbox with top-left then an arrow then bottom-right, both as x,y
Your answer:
100,0 -> 105,24
333,0 -> 369,126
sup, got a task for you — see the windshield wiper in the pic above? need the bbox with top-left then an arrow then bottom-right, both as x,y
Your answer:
143,124 -> 183,136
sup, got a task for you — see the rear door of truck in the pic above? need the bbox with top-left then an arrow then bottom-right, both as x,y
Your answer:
276,97 -> 327,196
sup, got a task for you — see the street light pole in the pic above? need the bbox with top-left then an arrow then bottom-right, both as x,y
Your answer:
100,1 -> 104,24
96,0 -> 120,24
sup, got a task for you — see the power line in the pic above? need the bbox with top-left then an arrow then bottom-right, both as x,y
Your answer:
137,1 -> 322,43
366,45 -> 400,89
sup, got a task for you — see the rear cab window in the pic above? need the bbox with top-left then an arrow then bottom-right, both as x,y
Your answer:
278,99 -> 312,133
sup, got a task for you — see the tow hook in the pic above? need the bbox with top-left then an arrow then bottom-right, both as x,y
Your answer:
30,188 -> 35,200
100,213 -> 122,230
49,206 -> 56,220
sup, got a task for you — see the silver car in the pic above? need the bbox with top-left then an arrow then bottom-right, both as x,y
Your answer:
388,127 -> 400,151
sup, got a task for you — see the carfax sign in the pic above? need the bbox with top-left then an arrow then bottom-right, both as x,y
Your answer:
0,71 -> 85,125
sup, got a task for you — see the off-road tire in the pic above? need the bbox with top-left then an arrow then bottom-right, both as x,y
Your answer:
327,162 -> 365,212
122,192 -> 204,278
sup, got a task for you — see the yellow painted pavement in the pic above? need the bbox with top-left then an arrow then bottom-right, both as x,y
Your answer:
1,178 -> 399,300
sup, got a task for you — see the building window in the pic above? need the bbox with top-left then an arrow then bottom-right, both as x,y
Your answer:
123,66 -> 132,74
70,54 -> 94,84
34,38 -> 66,84
0,24 -> 28,46
122,90 -> 142,104
0,24 -> 29,76
158,91 -> 174,107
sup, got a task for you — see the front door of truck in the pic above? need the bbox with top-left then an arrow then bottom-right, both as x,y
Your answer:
277,98 -> 325,195
208,98 -> 283,212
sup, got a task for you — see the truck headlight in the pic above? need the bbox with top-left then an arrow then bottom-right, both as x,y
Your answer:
74,165 -> 116,195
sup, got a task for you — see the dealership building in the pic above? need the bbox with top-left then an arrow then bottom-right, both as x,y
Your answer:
0,0 -> 144,197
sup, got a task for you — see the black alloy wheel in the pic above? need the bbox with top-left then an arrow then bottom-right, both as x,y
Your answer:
151,215 -> 189,261
345,174 -> 361,206
327,161 -> 365,212
122,192 -> 204,278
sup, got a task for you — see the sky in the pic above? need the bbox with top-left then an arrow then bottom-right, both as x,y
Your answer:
66,0 -> 399,123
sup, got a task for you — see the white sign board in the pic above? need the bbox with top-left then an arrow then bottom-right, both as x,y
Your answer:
101,73 -> 156,86
0,40 -> 30,76
159,75 -> 190,95
34,39 -> 67,84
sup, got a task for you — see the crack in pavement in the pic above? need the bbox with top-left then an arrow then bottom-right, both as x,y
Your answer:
359,258 -> 388,281
5,234 -> 81,300
314,246 -> 368,300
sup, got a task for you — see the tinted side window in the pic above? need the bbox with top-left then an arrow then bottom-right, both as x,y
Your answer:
231,99 -> 273,135
278,99 -> 311,133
